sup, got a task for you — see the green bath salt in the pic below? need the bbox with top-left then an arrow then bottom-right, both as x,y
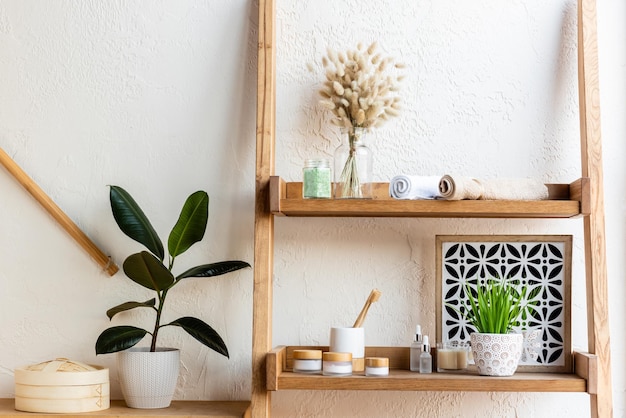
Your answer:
303,159 -> 331,199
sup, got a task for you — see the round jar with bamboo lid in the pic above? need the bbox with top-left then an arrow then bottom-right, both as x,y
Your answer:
292,349 -> 322,374
365,357 -> 389,376
322,352 -> 352,376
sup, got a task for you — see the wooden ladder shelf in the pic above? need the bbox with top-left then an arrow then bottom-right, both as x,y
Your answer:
252,0 -> 612,417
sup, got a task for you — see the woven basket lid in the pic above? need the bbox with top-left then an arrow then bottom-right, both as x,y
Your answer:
15,358 -> 108,386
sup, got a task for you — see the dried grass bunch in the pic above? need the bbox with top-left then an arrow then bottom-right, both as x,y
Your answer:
317,42 -> 405,130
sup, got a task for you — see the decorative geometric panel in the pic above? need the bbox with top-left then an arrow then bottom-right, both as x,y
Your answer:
435,235 -> 572,372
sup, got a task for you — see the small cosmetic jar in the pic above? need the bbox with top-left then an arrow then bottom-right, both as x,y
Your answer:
436,341 -> 470,372
302,158 -> 331,199
365,357 -> 389,376
292,349 -> 322,374
322,352 -> 352,376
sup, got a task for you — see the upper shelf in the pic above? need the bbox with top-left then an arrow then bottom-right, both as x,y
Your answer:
269,176 -> 589,218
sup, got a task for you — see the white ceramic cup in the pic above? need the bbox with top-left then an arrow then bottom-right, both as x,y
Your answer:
330,327 -> 365,371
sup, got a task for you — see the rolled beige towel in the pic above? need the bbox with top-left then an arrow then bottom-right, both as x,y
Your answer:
438,175 -> 549,200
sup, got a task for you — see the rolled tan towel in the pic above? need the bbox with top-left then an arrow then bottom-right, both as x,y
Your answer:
438,175 -> 549,200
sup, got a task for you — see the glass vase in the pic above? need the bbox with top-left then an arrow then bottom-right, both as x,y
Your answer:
333,127 -> 373,199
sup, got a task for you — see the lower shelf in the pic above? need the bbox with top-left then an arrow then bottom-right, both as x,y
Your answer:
267,346 -> 593,393
0,399 -> 251,417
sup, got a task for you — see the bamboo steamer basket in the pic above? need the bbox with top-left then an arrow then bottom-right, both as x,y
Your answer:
14,358 -> 109,413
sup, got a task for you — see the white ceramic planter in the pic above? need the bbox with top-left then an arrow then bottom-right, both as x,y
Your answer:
470,333 -> 523,376
116,347 -> 179,409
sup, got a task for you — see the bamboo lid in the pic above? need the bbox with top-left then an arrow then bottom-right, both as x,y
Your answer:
15,358 -> 109,386
322,352 -> 352,362
293,350 -> 322,360
365,357 -> 389,367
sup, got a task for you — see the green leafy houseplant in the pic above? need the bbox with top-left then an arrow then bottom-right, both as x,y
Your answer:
95,186 -> 250,357
464,280 -> 526,334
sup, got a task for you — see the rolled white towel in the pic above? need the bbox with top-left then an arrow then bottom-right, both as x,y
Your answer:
389,175 -> 443,199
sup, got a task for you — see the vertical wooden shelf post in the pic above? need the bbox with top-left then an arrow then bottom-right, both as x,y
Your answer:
252,0 -> 276,416
577,0 -> 612,417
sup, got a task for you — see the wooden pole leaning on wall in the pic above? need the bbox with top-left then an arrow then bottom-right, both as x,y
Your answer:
0,148 -> 119,276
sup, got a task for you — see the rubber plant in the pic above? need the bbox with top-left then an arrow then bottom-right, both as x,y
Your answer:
95,186 -> 250,357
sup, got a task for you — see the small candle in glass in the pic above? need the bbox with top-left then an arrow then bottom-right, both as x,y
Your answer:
436,341 -> 470,372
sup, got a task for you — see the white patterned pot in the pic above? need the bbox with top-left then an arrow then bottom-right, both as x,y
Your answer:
116,347 -> 179,409
470,333 -> 523,377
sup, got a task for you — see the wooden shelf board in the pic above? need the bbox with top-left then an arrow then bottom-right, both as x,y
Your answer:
0,399 -> 251,418
273,369 -> 587,392
267,346 -> 590,393
269,177 -> 588,219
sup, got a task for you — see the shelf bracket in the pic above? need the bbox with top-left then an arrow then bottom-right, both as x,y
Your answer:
574,351 -> 598,395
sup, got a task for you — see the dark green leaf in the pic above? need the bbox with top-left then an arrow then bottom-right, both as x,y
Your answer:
167,317 -> 228,358
106,298 -> 156,320
167,191 -> 209,258
123,251 -> 175,291
95,326 -> 147,354
177,260 -> 250,280
110,185 -> 164,261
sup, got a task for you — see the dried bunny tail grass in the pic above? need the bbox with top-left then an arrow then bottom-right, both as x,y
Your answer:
317,42 -> 405,129
350,93 -> 359,119
385,107 -> 400,117
319,99 -> 336,110
319,89 -> 332,99
367,41 -> 378,55
326,47 -> 337,64
333,81 -> 345,96
356,109 -> 366,125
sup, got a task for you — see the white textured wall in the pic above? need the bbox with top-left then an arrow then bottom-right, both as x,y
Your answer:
0,1 -> 624,417
0,0 -> 257,402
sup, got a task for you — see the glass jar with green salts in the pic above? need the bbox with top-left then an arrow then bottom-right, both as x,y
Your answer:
302,158 -> 331,199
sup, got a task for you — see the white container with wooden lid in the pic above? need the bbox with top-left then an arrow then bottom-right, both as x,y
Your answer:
14,358 -> 109,413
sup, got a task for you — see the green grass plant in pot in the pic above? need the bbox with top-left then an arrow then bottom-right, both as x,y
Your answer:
464,279 -> 526,376
95,186 -> 250,408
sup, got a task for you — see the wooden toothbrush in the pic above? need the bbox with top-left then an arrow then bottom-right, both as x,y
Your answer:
352,289 -> 382,328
